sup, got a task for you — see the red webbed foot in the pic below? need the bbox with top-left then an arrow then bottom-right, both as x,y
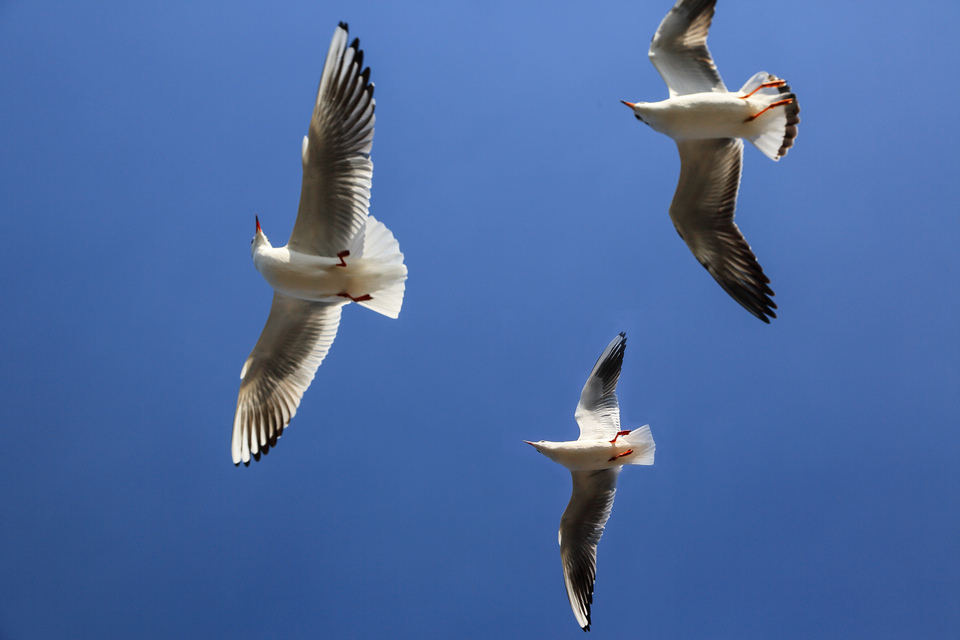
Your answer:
740,80 -> 786,99
744,98 -> 795,122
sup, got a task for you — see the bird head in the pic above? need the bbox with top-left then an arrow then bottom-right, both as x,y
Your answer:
524,440 -> 564,464
251,216 -> 270,256
524,440 -> 549,456
621,100 -> 649,125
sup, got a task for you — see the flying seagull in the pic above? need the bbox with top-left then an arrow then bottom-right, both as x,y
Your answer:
526,333 -> 655,631
232,23 -> 407,466
623,0 -> 799,322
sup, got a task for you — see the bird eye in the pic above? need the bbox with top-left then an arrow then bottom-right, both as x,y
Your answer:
634,115 -> 642,122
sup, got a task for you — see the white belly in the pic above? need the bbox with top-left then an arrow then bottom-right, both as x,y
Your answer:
255,246 -> 402,302
644,93 -> 761,140
549,440 -> 640,471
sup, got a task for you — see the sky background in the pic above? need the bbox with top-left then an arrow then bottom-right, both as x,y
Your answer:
2,1 -> 959,638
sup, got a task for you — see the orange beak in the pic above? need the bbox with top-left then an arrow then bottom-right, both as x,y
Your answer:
255,216 -> 262,234
621,100 -> 636,108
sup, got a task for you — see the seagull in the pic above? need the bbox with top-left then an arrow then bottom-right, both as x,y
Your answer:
525,333 -> 655,631
622,0 -> 799,322
232,23 -> 407,466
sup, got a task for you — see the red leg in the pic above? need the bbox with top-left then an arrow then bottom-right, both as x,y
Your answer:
337,292 -> 373,302
336,250 -> 350,267
744,98 -> 794,122
609,430 -> 632,444
739,80 -> 786,99
608,449 -> 634,462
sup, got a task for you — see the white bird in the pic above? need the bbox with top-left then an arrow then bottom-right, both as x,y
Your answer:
232,23 -> 407,466
526,333 -> 655,631
623,0 -> 799,322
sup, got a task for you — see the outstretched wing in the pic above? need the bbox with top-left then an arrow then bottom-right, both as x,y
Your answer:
649,0 -> 726,96
232,293 -> 345,465
574,333 -> 626,441
559,468 -> 621,631
670,138 -> 776,322
289,23 -> 376,257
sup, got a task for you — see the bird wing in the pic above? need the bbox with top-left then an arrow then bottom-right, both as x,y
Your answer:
670,138 -> 776,322
559,468 -> 621,632
649,0 -> 726,96
232,293 -> 345,465
289,22 -> 375,257
574,333 -> 626,441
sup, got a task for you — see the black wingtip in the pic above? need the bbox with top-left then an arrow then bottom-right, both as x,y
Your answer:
338,21 -> 348,31
350,37 -> 360,52
746,300 -> 776,323
703,258 -> 778,323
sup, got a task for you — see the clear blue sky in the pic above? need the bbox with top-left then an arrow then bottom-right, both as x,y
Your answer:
2,1 -> 958,638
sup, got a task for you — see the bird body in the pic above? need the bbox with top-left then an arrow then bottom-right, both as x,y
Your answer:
528,429 -> 655,471
623,0 -> 799,322
232,23 -> 406,466
252,221 -> 407,307
632,91 -> 776,141
526,334 -> 655,631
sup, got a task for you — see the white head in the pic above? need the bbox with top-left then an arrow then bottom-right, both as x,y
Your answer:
524,440 -> 561,463
621,100 -> 650,126
251,216 -> 270,256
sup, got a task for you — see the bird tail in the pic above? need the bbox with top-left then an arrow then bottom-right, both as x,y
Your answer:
356,215 -> 407,319
621,425 -> 655,465
740,72 -> 800,161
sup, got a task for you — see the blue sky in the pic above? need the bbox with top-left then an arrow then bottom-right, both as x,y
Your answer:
2,1 -> 959,637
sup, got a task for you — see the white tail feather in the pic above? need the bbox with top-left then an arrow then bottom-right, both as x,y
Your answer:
740,72 -> 800,161
356,215 -> 406,319
621,425 -> 655,465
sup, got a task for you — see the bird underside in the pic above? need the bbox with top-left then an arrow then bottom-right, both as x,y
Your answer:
334,250 -> 373,302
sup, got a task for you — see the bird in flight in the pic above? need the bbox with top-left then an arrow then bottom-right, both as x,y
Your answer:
232,23 -> 407,466
623,0 -> 799,322
526,333 -> 655,631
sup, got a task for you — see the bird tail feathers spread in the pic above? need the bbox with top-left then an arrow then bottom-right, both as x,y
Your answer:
621,425 -> 655,465
741,72 -> 800,161
356,215 -> 407,319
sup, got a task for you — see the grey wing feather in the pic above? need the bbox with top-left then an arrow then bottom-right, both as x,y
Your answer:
670,138 -> 776,322
232,293 -> 344,465
559,468 -> 621,631
649,0 -> 726,96
574,333 -> 626,441
289,23 -> 375,257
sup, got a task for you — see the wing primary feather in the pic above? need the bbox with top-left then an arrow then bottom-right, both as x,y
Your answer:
670,138 -> 776,322
559,468 -> 621,631
232,296 -> 344,465
574,334 -> 627,441
289,24 -> 377,257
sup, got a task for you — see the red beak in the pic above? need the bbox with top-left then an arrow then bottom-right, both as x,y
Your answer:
255,216 -> 262,234
523,441 -> 536,447
621,100 -> 636,108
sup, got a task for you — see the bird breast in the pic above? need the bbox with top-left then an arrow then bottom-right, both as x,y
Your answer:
546,440 -> 636,471
254,246 -> 392,302
640,93 -> 757,140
